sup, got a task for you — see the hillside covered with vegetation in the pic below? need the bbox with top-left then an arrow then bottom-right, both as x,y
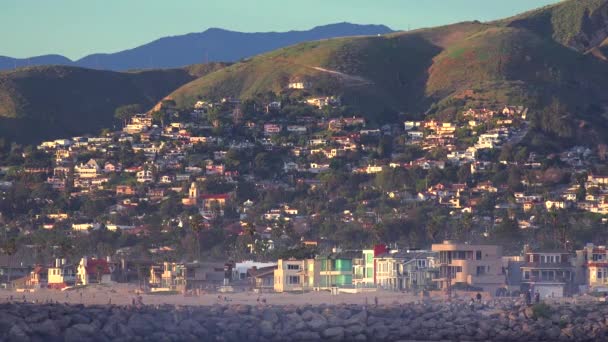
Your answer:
168,1 -> 608,147
499,0 -> 608,52
4,0 -> 608,146
0,63 -> 226,143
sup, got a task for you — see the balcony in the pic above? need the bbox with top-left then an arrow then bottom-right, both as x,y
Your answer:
522,276 -> 570,284
522,262 -> 573,269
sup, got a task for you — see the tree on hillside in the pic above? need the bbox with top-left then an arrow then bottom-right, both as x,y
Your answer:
0,238 -> 17,287
151,110 -> 169,128
114,104 -> 142,127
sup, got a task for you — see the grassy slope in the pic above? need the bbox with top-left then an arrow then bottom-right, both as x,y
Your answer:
0,63 -> 225,143
499,0 -> 608,51
169,23 -> 486,115
169,19 -> 608,124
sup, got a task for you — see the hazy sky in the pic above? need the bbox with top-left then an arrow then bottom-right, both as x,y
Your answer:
1,0 -> 559,60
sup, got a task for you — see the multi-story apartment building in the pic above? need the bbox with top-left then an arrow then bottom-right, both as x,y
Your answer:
432,241 -> 504,294
374,250 -> 437,291
520,248 -> 576,298
577,244 -> 608,291
273,258 -> 315,293
274,254 -> 355,292
353,249 -> 375,288
315,254 -> 354,289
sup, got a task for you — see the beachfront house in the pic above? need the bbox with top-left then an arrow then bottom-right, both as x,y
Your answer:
274,258 -> 315,293
76,257 -> 112,285
431,241 -> 505,295
520,248 -> 576,298
47,259 -> 76,289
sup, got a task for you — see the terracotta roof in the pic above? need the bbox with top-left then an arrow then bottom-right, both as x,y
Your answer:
85,259 -> 111,275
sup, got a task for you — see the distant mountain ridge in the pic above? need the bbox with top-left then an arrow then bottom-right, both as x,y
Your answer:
0,23 -> 393,71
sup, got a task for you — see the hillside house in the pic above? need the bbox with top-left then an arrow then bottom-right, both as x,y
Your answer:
136,170 -> 154,183
287,77 -> 311,90
264,124 -> 282,135
75,159 -> 101,179
116,185 -> 135,196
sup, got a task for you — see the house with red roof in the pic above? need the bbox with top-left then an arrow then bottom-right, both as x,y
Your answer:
77,257 -> 112,285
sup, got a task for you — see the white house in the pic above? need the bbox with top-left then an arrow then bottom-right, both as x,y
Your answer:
76,257 -> 113,285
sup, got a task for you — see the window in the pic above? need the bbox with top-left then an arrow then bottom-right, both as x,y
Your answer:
523,271 -> 530,280
476,251 -> 482,260
288,276 -> 300,284
287,264 -> 300,270
476,266 -> 486,276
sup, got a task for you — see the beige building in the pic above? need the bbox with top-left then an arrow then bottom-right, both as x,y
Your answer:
577,244 -> 608,291
75,159 -> 101,179
47,259 -> 75,289
432,241 -> 505,294
273,259 -> 316,293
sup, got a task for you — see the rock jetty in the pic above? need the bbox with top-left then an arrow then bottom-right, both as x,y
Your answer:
0,301 -> 607,341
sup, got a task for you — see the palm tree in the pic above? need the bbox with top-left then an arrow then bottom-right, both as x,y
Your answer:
189,214 -> 204,261
1,238 -> 17,288
96,264 -> 104,284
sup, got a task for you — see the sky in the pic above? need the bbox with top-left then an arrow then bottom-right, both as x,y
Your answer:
1,0 -> 559,60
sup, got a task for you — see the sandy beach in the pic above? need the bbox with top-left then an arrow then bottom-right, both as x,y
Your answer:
0,284 -> 422,307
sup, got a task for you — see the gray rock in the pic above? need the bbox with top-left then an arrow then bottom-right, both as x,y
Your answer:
421,318 -> 437,329
64,323 -> 97,342
127,314 -> 155,335
307,315 -> 328,332
70,313 -> 91,325
31,319 -> 60,337
25,311 -> 48,324
262,309 -> 279,324
178,318 -> 208,338
345,324 -> 364,336
353,333 -> 367,341
8,324 -> 30,342
292,331 -> 321,340
323,326 -> 345,340
259,320 -> 275,338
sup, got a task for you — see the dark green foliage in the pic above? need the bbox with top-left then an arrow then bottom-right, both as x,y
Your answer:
0,63 -> 225,143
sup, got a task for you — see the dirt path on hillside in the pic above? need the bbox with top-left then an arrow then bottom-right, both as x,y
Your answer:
309,66 -> 374,86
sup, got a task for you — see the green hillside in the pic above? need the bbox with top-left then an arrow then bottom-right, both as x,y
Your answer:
0,63 -> 226,143
168,11 -> 608,144
4,0 -> 608,145
499,0 -> 608,51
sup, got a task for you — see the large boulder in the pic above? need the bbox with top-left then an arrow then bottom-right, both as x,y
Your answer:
322,326 -> 345,340
31,319 -> 61,338
64,323 -> 98,342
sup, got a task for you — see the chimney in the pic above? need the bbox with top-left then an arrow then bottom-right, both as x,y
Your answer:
61,258 -> 66,266
82,256 -> 88,267
55,258 -> 60,268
